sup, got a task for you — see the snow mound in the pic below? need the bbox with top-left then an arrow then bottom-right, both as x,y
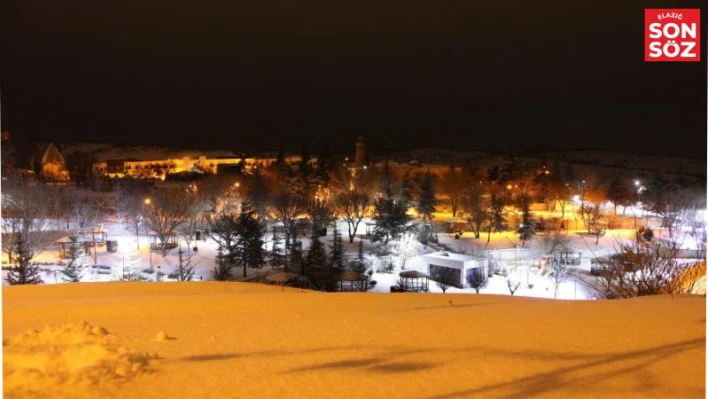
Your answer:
3,321 -> 156,397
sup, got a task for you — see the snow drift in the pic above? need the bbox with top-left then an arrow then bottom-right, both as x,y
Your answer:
3,282 -> 705,399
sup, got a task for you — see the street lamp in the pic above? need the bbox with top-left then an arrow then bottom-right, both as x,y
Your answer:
144,198 -> 151,205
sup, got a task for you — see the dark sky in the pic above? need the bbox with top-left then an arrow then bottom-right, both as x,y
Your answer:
1,0 -> 706,158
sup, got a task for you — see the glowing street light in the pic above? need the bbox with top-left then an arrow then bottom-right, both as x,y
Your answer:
144,198 -> 151,205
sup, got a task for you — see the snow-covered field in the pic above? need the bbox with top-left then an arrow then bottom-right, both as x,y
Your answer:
2,282 -> 705,399
4,215 -> 704,301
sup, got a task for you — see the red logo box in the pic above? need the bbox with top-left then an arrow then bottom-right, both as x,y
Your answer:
645,9 -> 700,62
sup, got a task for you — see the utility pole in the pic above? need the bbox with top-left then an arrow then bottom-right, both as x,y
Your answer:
93,235 -> 97,265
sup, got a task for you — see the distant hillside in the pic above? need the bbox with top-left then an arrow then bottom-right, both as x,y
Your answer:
54,142 -> 704,180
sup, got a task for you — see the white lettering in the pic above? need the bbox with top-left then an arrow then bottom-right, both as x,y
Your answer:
649,23 -> 663,39
648,42 -> 662,57
663,40 -> 680,57
681,42 -> 697,58
663,23 -> 680,39
682,23 -> 697,39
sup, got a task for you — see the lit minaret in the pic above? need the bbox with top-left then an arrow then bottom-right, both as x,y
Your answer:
354,136 -> 366,169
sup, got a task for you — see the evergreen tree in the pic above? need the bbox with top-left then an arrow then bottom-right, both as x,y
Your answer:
5,234 -> 43,285
306,234 -> 328,272
213,247 -> 234,281
416,172 -> 437,224
486,191 -> 509,243
235,201 -> 266,278
289,240 -> 305,276
61,235 -> 83,282
175,246 -> 195,281
330,224 -> 345,270
309,233 -> 340,291
270,230 -> 287,269
372,197 -> 412,244
517,195 -> 536,247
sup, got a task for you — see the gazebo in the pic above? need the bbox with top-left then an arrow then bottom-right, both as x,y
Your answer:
78,226 -> 108,246
149,231 -> 178,251
398,270 -> 430,292
266,272 -> 300,285
338,271 -> 369,292
365,220 -> 376,237
272,222 -> 286,238
559,251 -> 582,266
445,218 -> 468,234
56,236 -> 83,259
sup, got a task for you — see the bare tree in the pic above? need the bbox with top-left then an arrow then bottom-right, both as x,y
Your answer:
330,165 -> 374,243
69,192 -> 103,231
440,166 -> 466,217
269,187 -> 306,248
582,201 -> 606,245
586,240 -> 697,299
394,232 -> 419,270
305,197 -> 336,236
550,261 -> 569,299
334,191 -> 371,243
506,277 -> 521,296
648,187 -> 697,239
546,180 -> 571,219
536,222 -> 572,256
1,178 -> 59,268
179,195 -> 210,254
467,271 -> 487,294
206,205 -> 240,266
461,182 -> 487,239
115,179 -> 149,249
485,188 -> 509,243
432,267 -> 459,293
174,246 -> 195,281
141,190 -> 195,256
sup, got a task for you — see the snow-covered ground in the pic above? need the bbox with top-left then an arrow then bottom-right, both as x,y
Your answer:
3,216 -> 704,301
2,282 -> 705,399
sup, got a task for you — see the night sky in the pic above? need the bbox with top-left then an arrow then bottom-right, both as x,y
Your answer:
1,0 -> 706,158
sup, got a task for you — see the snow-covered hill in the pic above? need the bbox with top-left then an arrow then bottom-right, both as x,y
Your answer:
3,283 -> 705,399
52,142 -> 704,178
